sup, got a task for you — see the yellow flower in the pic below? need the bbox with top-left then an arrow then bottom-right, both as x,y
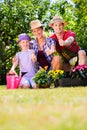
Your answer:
54,70 -> 64,75
48,70 -> 54,75
39,66 -> 45,71
60,70 -> 64,74
44,66 -> 48,70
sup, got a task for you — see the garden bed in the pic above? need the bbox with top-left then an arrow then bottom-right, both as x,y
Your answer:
55,78 -> 87,87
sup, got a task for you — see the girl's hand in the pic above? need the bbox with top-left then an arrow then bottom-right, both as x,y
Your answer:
31,53 -> 37,63
7,70 -> 18,76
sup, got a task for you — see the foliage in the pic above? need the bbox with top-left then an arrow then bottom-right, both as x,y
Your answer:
33,67 -> 50,88
70,0 -> 87,50
48,69 -> 65,83
70,65 -> 87,79
0,0 -> 87,84
0,0 -> 51,84
33,67 -> 65,87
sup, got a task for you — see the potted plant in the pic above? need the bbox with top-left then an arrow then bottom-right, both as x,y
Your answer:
33,67 -> 50,88
70,65 -> 87,79
48,69 -> 65,87
58,65 -> 87,87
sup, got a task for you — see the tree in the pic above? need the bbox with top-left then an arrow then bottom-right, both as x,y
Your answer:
71,0 -> 87,49
0,0 -> 87,84
0,0 -> 51,84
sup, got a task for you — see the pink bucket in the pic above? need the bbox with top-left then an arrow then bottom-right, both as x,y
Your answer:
6,75 -> 21,89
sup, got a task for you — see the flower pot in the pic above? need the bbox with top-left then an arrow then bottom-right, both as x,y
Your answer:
39,83 -> 51,88
58,78 -> 87,87
54,80 -> 59,88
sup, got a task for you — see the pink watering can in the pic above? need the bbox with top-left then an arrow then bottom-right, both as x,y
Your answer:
6,72 -> 27,89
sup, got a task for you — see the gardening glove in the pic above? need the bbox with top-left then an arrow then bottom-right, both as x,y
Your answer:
69,56 -> 78,66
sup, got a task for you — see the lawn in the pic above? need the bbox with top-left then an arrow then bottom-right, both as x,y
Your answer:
0,85 -> 87,130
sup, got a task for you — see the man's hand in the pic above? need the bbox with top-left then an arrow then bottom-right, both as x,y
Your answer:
59,37 -> 74,46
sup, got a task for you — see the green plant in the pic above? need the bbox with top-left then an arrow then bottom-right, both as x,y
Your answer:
33,67 -> 65,88
70,65 -> 87,79
33,67 -> 50,88
48,69 -> 65,83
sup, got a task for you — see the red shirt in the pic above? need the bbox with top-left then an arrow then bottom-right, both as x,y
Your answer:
50,30 -> 81,61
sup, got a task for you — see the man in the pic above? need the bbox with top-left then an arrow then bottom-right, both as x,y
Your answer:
48,16 -> 87,71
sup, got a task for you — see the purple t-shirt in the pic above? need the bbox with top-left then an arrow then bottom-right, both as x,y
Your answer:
16,49 -> 36,78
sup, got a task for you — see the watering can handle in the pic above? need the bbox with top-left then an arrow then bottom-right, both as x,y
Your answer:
7,73 -> 16,76
21,72 -> 27,77
7,69 -> 18,76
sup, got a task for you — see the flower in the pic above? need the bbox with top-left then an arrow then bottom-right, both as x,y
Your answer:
33,67 -> 65,88
6,45 -> 10,51
70,65 -> 87,79
33,67 -> 50,88
48,69 -> 65,83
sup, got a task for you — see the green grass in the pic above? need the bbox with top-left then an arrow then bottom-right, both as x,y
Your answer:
0,85 -> 87,130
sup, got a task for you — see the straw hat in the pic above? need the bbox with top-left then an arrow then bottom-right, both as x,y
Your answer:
48,16 -> 67,27
18,33 -> 31,43
30,19 -> 43,30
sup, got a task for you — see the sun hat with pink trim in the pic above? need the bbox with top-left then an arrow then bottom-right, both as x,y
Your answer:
18,33 -> 31,43
48,16 -> 67,27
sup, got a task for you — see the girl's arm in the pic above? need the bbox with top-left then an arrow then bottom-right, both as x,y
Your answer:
31,52 -> 37,63
9,55 -> 18,75
11,59 -> 18,71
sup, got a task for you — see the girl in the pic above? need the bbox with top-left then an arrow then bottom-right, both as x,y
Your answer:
9,33 -> 37,89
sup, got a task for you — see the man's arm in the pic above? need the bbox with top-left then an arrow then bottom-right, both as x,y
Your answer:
59,36 -> 74,46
